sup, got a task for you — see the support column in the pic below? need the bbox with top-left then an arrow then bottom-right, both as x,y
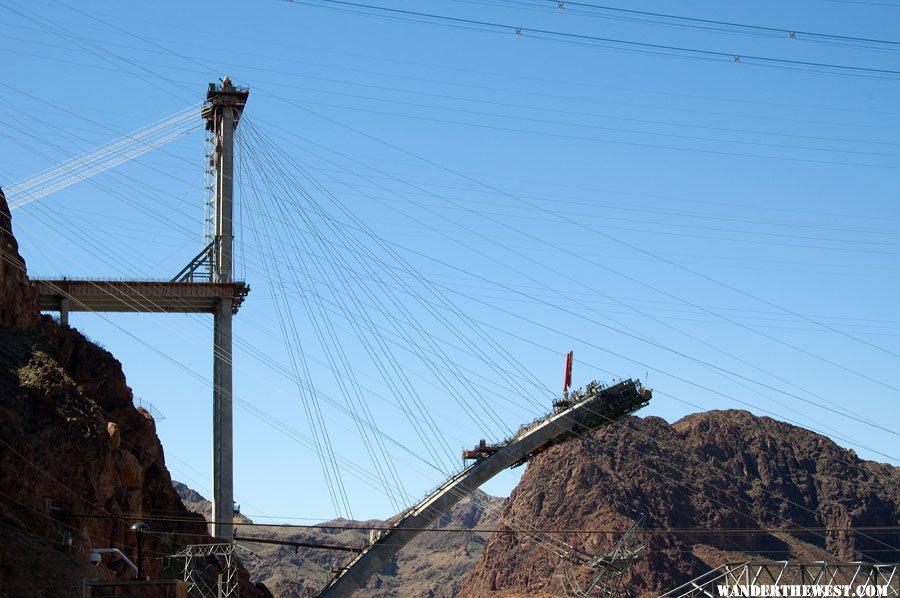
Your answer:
212,298 -> 233,540
59,297 -> 69,327
211,100 -> 235,541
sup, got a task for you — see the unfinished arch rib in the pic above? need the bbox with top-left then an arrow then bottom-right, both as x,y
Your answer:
318,378 -> 652,597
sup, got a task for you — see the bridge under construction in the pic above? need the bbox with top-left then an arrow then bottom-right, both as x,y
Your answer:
319,378 -> 652,597
13,79 -> 655,584
9,75 -> 897,598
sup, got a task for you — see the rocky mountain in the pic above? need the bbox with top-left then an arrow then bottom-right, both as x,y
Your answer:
461,410 -> 900,597
173,481 -> 504,597
172,480 -> 255,527
0,189 -> 269,597
172,481 -> 207,506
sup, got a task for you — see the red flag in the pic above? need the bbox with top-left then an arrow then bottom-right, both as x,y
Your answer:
563,351 -> 573,393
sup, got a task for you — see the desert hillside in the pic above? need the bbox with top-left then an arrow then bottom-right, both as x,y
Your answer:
461,410 -> 900,597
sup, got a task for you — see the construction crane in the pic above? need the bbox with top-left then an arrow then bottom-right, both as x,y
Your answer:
318,372 -> 652,597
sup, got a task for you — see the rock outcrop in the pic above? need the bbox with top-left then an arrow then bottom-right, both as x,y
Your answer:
0,189 -> 39,330
462,410 -> 900,597
0,189 -> 269,597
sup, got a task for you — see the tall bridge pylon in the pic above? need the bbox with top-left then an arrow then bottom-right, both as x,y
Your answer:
33,79 -> 250,540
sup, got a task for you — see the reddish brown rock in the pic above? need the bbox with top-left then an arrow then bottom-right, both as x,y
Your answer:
0,188 -> 39,330
462,411 -> 900,597
0,189 -> 269,597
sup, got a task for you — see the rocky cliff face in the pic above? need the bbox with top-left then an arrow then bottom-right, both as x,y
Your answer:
462,410 -> 900,597
174,482 -> 504,597
0,189 -> 268,597
0,189 -> 39,330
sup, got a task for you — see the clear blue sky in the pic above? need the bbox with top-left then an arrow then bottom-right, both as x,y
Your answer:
2,0 -> 898,522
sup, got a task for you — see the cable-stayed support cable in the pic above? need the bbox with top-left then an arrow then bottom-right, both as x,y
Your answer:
234,119 -> 579,509
241,121 -> 551,417
241,155 -> 357,518
6,105 -> 201,209
242,133 -> 415,512
259,162 -> 465,480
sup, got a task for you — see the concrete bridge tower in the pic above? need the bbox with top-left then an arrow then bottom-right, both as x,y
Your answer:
33,80 -> 251,542
203,77 -> 249,540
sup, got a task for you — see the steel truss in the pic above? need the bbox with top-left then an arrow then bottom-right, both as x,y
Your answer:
167,543 -> 241,598
661,561 -> 899,597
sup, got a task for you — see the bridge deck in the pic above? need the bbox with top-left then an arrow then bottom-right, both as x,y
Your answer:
33,279 -> 250,314
318,379 -> 651,597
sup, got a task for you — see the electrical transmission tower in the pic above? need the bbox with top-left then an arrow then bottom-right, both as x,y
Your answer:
564,517 -> 646,597
167,543 -> 243,598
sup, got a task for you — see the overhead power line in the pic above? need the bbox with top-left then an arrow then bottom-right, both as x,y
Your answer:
287,0 -> 900,77
234,533 -> 364,552
68,512 -> 900,536
545,0 -> 900,47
